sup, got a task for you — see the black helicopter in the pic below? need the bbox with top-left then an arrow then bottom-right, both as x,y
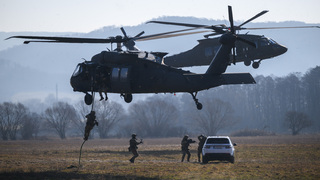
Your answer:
7,6 -> 259,110
149,12 -> 319,69
163,34 -> 287,69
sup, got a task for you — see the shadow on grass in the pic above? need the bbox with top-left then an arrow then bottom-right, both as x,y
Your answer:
0,171 -> 159,180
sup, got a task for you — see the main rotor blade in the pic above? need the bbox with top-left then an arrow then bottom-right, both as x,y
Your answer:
148,20 -> 210,28
134,31 -> 145,38
228,6 -> 235,33
136,27 -> 207,41
204,32 -> 220,38
137,30 -> 211,41
148,20 -> 226,34
241,26 -> 320,30
6,36 -> 115,43
7,28 -> 206,44
238,10 -> 268,28
120,27 -> 128,38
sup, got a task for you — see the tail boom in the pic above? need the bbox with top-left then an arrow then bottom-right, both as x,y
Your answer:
221,73 -> 256,85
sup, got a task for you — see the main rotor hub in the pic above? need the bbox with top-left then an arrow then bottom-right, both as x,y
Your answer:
115,35 -> 123,40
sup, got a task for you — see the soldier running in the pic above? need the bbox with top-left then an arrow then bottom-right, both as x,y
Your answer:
181,135 -> 196,162
129,133 -> 143,163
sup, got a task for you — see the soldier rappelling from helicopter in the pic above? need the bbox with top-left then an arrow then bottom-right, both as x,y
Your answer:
83,111 -> 99,141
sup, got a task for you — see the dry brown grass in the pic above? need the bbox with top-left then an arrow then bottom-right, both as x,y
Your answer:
0,135 -> 320,179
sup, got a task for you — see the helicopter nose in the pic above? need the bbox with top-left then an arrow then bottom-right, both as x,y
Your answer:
70,76 -> 81,91
280,45 -> 288,54
274,44 -> 287,56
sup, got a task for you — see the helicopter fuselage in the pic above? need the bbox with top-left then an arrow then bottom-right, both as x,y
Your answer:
70,51 -> 225,95
164,34 -> 288,68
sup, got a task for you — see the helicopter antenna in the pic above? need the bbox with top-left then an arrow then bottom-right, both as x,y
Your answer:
223,16 -> 227,27
55,84 -> 58,102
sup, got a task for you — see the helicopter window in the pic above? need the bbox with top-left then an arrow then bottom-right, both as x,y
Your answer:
120,68 -> 129,82
205,47 -> 213,57
111,68 -> 120,81
269,38 -> 277,44
260,38 -> 269,46
72,64 -> 82,77
147,54 -> 155,61
231,47 -> 237,56
242,47 -> 249,52
138,52 -> 147,58
138,52 -> 156,61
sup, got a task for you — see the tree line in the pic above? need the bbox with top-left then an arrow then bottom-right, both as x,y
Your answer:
0,66 -> 318,140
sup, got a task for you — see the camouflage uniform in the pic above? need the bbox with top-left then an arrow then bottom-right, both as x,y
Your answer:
197,134 -> 207,162
83,111 -> 98,141
181,135 -> 196,162
129,134 -> 142,163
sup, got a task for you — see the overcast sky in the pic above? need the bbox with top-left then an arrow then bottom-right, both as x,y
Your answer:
1,0 -> 319,33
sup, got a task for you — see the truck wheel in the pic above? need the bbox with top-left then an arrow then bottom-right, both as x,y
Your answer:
230,156 -> 235,164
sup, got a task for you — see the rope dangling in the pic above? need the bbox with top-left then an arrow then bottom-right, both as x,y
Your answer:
77,139 -> 86,170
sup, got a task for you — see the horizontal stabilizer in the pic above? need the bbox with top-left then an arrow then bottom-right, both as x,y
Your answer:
221,73 -> 256,85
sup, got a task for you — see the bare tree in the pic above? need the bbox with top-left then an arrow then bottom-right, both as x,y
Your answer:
284,111 -> 312,135
0,102 -> 28,140
73,101 -> 91,137
20,112 -> 41,140
189,98 -> 234,135
128,96 -> 179,137
95,101 -> 124,138
42,101 -> 77,139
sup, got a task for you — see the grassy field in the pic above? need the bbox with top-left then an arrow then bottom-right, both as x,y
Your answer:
0,135 -> 320,179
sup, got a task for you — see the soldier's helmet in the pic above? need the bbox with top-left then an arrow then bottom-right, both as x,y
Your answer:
132,133 -> 137,138
184,135 -> 189,139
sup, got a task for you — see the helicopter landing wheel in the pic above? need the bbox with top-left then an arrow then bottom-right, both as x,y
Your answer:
196,102 -> 203,110
84,93 -> 93,105
252,61 -> 260,69
244,60 -> 251,66
124,93 -> 133,103
190,92 -> 202,110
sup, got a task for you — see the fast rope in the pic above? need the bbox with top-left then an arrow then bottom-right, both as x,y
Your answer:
77,139 -> 86,170
67,139 -> 87,170
68,93 -> 96,170
78,92 -> 95,170
68,74 -> 97,170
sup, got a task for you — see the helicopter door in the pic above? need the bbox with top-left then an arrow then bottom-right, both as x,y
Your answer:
111,67 -> 131,92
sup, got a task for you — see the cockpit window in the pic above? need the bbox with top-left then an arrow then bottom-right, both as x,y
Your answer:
269,38 -> 277,44
260,38 -> 269,46
72,64 -> 82,77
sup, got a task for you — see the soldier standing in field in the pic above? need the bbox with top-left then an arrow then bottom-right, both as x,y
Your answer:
197,134 -> 207,162
181,135 -> 196,162
129,133 -> 143,163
